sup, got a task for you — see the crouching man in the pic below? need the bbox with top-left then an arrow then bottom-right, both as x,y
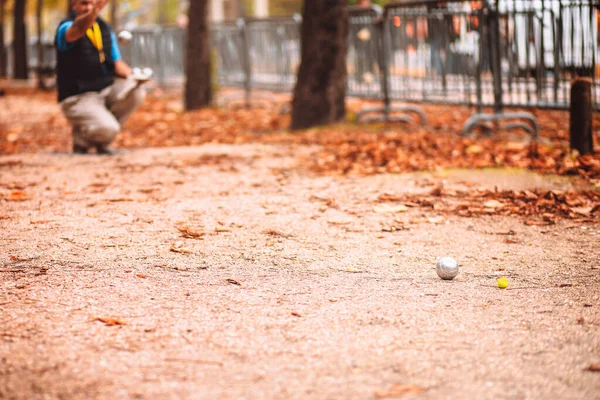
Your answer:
56,0 -> 146,154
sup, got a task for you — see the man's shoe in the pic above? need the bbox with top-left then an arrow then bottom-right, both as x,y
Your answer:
73,144 -> 88,154
96,146 -> 117,155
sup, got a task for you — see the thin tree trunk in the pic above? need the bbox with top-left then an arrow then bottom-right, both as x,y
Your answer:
13,0 -> 29,80
37,0 -> 44,88
290,0 -> 348,130
185,0 -> 212,110
0,0 -> 6,78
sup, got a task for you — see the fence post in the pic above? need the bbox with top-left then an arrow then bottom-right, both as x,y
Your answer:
570,77 -> 594,155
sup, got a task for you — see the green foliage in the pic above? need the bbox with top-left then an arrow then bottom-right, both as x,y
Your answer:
269,0 -> 302,16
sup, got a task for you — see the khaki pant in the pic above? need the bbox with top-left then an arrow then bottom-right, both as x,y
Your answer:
60,78 -> 146,149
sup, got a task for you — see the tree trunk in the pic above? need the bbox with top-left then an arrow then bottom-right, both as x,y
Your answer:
13,0 -> 29,80
185,0 -> 212,110
290,0 -> 348,130
36,0 -> 44,88
0,0 -> 6,78
570,77 -> 594,155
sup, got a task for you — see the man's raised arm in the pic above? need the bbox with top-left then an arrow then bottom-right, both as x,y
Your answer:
65,0 -> 109,43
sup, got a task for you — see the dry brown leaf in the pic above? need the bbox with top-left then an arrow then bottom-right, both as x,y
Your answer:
375,384 -> 425,398
262,229 -> 291,238
571,207 -> 593,215
226,278 -> 241,286
291,312 -> 302,317
94,317 -> 127,326
586,364 -> 600,372
136,274 -> 147,278
374,204 -> 408,214
484,200 -> 504,209
176,224 -> 205,239
378,193 -> 403,202
6,191 -> 30,201
170,243 -> 193,254
466,144 -> 484,154
215,227 -> 231,233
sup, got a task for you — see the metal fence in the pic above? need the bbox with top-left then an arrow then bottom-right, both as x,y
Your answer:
8,0 -> 600,136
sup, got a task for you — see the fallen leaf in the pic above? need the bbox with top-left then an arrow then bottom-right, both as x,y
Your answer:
136,274 -> 147,278
176,224 -> 205,239
375,384 -> 425,398
170,243 -> 193,254
226,279 -> 241,286
586,364 -> 600,372
466,144 -> 484,154
525,220 -> 554,226
345,267 -> 363,273
377,193 -> 402,202
374,204 -> 408,214
6,191 -> 30,201
484,199 -> 504,209
571,207 -> 593,215
94,317 -> 127,326
158,265 -> 188,271
291,312 -> 302,317
262,229 -> 292,238
215,227 -> 231,233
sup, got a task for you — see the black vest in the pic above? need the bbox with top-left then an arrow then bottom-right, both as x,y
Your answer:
55,17 -> 116,102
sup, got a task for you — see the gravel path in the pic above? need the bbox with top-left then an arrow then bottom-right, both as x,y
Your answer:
1,145 -> 599,399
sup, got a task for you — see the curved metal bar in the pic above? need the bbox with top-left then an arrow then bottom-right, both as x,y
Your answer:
355,104 -> 426,125
461,112 -> 539,138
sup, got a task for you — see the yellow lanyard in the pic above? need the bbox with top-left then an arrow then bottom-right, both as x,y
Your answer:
86,22 -> 105,63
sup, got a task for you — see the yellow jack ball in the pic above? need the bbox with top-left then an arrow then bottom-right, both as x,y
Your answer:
497,277 -> 509,289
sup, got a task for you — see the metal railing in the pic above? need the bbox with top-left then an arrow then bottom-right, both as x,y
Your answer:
8,0 -> 600,136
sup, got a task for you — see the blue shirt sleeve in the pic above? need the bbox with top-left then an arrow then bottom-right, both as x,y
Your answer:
55,21 -> 74,53
110,30 -> 122,62
56,20 -> 122,62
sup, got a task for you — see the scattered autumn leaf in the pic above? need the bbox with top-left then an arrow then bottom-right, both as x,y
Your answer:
586,364 -> 600,372
6,191 -> 30,201
374,204 -> 408,214
375,384 -> 425,398
94,317 -> 127,326
484,199 -> 504,209
176,223 -> 205,239
226,278 -> 241,286
170,242 -> 193,254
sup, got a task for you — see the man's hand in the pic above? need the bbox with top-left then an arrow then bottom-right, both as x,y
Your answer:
93,0 -> 109,14
114,60 -> 133,79
65,0 -> 109,43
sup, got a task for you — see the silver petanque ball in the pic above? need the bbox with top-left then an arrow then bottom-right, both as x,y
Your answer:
117,30 -> 133,44
436,257 -> 459,280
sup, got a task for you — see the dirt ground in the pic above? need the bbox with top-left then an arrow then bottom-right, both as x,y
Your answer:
1,86 -> 600,399
0,143 -> 599,400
